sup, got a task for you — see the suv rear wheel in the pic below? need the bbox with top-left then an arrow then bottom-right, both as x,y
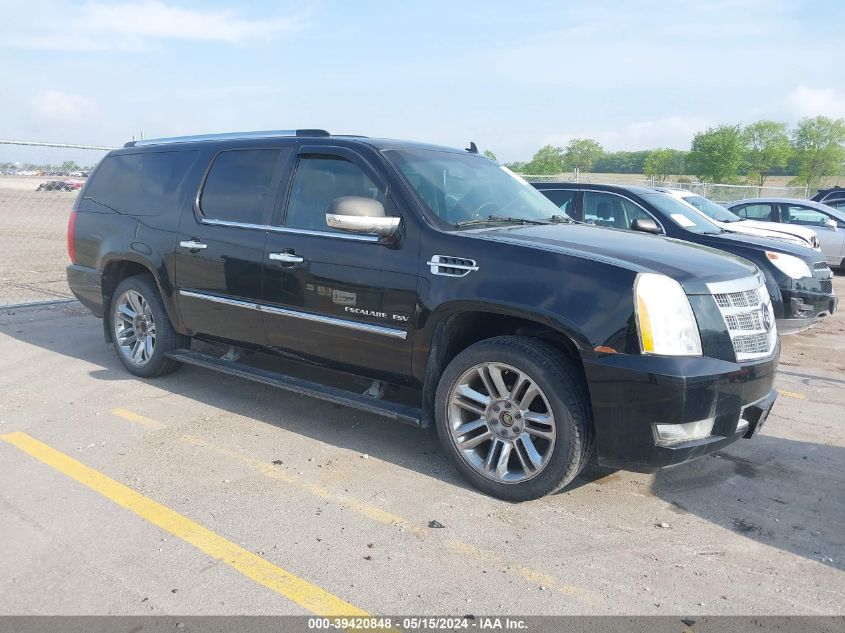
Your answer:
110,275 -> 188,378
434,336 -> 593,501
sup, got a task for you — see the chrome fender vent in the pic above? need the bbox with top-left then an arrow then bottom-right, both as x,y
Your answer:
427,255 -> 478,277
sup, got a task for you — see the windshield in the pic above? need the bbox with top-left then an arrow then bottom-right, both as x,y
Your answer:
385,149 -> 566,229
641,192 -> 724,234
681,194 -> 742,223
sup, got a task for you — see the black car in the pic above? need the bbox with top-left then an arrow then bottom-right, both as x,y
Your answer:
811,186 -> 845,213
533,182 -> 837,335
68,130 -> 778,501
36,180 -> 78,192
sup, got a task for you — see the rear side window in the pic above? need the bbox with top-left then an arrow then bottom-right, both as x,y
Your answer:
199,149 -> 279,224
735,203 -> 774,220
82,150 -> 198,215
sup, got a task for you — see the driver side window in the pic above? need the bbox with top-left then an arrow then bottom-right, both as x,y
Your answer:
285,156 -> 387,232
782,204 -> 831,227
583,192 -> 653,230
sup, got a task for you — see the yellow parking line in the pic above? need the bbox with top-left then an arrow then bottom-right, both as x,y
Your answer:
112,408 -> 167,430
777,389 -> 806,400
109,407 -> 597,604
0,431 -> 367,617
183,435 -> 598,604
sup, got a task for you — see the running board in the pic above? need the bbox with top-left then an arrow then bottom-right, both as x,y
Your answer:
165,349 -> 424,427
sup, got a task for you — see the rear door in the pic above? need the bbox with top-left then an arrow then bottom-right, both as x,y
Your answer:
260,145 -> 418,381
175,147 -> 290,345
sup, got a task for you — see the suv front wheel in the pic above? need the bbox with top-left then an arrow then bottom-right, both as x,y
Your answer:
110,275 -> 188,378
434,336 -> 593,501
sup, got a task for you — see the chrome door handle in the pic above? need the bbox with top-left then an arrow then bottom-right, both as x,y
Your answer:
268,252 -> 304,263
179,240 -> 207,250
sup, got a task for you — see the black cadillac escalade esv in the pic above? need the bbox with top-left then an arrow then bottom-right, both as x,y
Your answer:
67,130 -> 779,501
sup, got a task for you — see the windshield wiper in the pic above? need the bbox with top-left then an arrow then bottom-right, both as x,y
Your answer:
546,214 -> 577,224
455,215 -> 550,228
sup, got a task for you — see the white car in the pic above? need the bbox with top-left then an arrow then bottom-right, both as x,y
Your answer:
654,188 -> 820,250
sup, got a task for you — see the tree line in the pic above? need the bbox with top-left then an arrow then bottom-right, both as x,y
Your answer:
496,116 -> 845,189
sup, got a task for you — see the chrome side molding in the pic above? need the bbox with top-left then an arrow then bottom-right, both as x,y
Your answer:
178,289 -> 407,339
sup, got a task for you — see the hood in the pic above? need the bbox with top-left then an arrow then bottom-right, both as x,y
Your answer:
737,219 -> 817,247
473,223 -> 757,294
694,229 -> 822,263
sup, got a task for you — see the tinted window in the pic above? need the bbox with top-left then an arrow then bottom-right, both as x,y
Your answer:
583,192 -> 653,230
782,204 -> 831,227
542,189 -> 577,216
285,156 -> 387,232
82,150 -> 198,215
199,149 -> 279,224
735,203 -> 774,220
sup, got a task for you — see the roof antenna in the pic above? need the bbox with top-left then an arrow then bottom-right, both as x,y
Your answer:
465,141 -> 478,154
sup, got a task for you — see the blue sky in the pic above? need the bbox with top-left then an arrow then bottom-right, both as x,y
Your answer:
2,0 -> 845,162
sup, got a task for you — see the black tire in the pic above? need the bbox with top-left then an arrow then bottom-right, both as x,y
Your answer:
109,275 -> 188,378
434,335 -> 594,502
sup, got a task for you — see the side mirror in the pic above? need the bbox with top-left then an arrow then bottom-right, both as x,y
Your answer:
631,218 -> 661,234
325,196 -> 400,239
825,218 -> 838,231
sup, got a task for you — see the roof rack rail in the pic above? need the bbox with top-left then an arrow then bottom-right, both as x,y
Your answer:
125,129 -> 331,148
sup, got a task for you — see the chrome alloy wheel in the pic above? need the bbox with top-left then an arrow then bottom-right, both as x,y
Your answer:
446,362 -> 557,484
113,289 -> 156,366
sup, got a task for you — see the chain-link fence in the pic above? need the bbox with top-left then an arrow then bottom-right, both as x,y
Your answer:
0,138 -> 815,308
521,173 -> 809,202
0,140 -> 112,307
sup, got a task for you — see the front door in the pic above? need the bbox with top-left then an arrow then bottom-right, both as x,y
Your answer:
778,203 -> 845,266
175,147 -> 289,345
261,146 -> 418,382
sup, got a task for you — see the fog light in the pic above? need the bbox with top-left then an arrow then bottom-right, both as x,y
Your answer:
736,417 -> 749,433
654,418 -> 715,445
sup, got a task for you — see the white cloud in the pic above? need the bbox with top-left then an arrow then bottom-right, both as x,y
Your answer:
786,86 -> 845,119
10,1 -> 303,51
31,90 -> 98,122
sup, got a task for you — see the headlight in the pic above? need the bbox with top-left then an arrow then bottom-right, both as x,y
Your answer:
634,273 -> 702,356
765,251 -> 811,279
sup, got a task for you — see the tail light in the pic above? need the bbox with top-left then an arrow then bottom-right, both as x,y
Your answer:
67,210 -> 78,264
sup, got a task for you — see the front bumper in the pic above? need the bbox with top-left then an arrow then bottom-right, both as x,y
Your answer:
583,346 -> 779,472
776,271 -> 837,335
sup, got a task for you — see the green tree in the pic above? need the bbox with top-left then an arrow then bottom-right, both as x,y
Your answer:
644,148 -> 681,181
503,161 -> 527,172
742,120 -> 791,186
562,138 -> 603,179
687,124 -> 743,182
61,160 -> 80,171
524,145 -> 564,175
790,116 -> 845,189
482,149 -> 497,161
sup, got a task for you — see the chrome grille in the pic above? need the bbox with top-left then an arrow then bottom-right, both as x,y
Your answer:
732,332 -> 772,355
708,276 -> 777,362
714,289 -> 761,309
